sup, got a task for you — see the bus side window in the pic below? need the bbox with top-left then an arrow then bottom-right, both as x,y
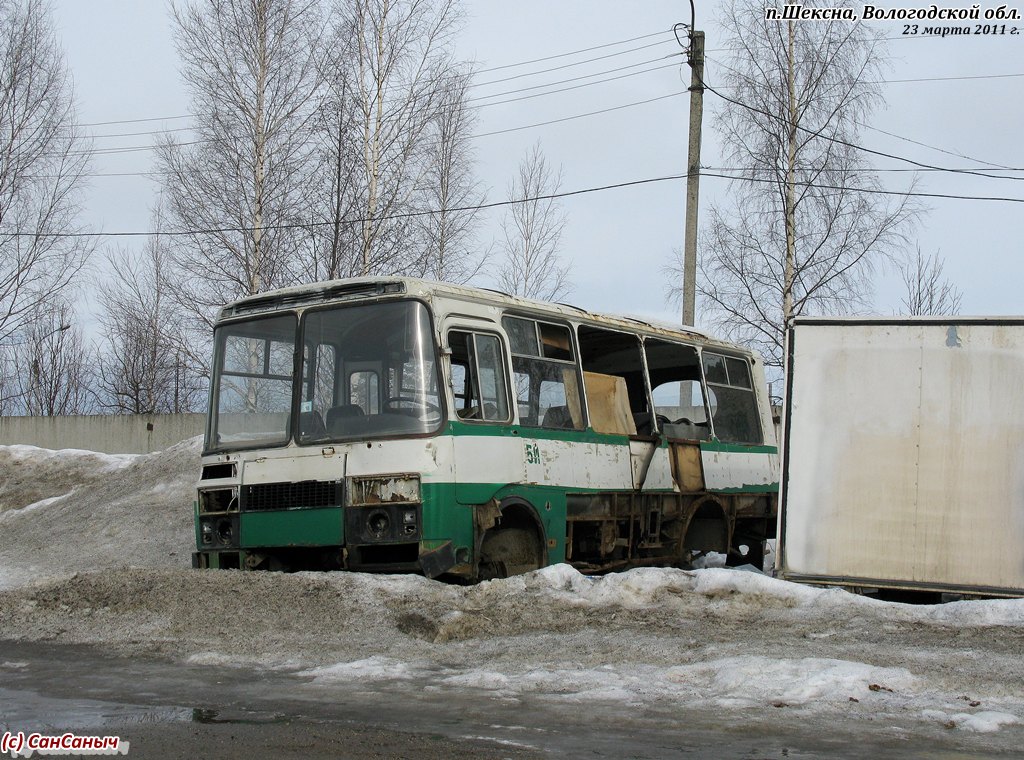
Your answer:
448,330 -> 511,422
701,352 -> 761,444
643,339 -> 710,440
577,326 -> 648,436
501,316 -> 583,430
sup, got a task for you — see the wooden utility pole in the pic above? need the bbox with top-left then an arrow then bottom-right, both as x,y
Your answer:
782,19 -> 797,325
681,29 -> 705,327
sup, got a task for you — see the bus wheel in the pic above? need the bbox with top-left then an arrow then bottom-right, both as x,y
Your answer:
478,527 -> 543,580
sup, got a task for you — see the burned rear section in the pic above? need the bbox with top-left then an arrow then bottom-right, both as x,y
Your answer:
565,469 -> 776,573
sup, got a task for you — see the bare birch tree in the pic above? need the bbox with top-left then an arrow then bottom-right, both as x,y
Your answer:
95,216 -> 205,414
497,142 -> 570,301
9,299 -> 93,416
328,0 -> 463,276
0,0 -> 92,348
156,0 -> 325,331
301,24 -> 363,282
899,247 -> 962,316
410,66 -> 485,283
694,0 -> 918,372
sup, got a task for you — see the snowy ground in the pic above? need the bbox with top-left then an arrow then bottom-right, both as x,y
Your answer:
2,441 -> 1024,755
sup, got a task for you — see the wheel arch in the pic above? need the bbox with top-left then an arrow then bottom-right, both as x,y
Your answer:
499,495 -> 549,564
681,495 -> 732,555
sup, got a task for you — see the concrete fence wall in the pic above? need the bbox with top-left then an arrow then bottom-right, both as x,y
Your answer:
0,414 -> 206,454
1,407 -> 787,456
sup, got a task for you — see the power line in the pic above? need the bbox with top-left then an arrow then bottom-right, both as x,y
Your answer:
475,30 -> 671,74
474,92 -> 682,138
701,78 -> 1024,183
6,168 -> 1023,238
468,54 -> 681,102
54,61 -> 1024,173
6,173 -> 692,238
873,71 -> 1024,85
706,52 -> 1024,89
473,39 -> 675,87
75,51 -> 678,142
58,29 -> 988,133
29,90 -> 685,177
53,62 -> 683,159
468,61 -> 680,107
77,114 -> 191,128
701,170 -> 1024,203
90,125 -> 195,140
707,165 -> 1024,178
858,122 -> 1016,171
66,30 -> 676,131
705,53 -> 1018,172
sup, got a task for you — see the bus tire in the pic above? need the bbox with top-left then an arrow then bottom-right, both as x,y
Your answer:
477,500 -> 545,580
478,527 -> 543,580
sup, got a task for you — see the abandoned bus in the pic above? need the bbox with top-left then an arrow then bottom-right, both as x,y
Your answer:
193,278 -> 778,580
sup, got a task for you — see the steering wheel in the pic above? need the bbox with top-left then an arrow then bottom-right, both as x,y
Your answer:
673,417 -> 693,425
383,396 -> 441,419
655,414 -> 673,428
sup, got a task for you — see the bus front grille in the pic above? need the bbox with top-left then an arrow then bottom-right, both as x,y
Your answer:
241,481 -> 343,511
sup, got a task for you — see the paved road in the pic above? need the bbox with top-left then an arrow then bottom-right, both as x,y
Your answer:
0,640 -> 1014,759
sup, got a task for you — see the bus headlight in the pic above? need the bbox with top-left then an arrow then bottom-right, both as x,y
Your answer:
367,510 -> 390,539
216,519 -> 233,544
198,515 -> 239,549
346,504 -> 421,543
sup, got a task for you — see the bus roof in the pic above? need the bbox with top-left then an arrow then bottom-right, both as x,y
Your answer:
217,276 -> 746,352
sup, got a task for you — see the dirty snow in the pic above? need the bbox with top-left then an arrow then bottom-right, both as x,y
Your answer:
0,439 -> 198,589
2,441 -> 1024,753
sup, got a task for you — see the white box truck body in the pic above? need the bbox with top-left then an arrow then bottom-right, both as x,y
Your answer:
778,317 -> 1024,597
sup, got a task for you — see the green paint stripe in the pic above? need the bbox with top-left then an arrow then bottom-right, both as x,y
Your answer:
424,481 -> 778,499
705,483 -> 780,494
447,421 -> 778,453
700,441 -> 779,455
446,420 -> 630,445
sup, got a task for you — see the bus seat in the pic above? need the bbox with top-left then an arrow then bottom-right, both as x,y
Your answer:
326,404 -> 364,434
633,411 -> 654,436
542,405 -> 574,429
299,410 -> 326,439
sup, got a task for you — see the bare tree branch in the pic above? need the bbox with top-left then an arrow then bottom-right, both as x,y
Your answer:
0,0 -> 93,348
496,142 -> 571,302
155,0 -> 326,334
94,205 -> 207,413
689,0 -> 920,374
5,299 -> 93,415
899,246 -> 963,316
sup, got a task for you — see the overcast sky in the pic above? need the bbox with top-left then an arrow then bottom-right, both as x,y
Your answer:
51,0 -> 1023,330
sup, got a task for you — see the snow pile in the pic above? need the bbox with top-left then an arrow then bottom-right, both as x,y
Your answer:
0,445 -> 135,514
0,438 -> 200,589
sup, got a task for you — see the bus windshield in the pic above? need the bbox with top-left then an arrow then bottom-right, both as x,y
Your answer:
207,314 -> 298,451
298,300 -> 442,443
206,300 -> 443,452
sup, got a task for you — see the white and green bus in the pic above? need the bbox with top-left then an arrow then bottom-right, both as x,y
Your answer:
193,278 -> 778,580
